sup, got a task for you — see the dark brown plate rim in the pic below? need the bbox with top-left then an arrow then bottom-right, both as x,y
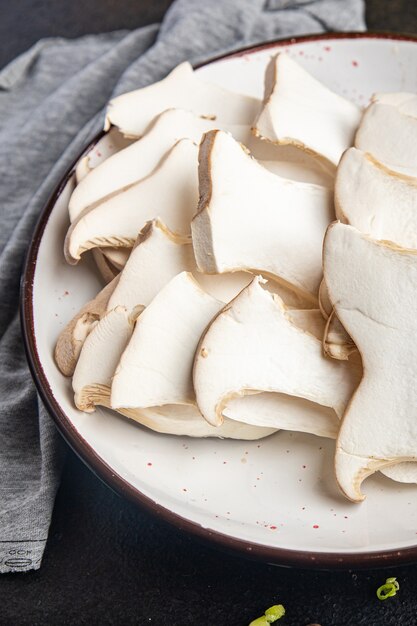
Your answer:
21,31 -> 417,570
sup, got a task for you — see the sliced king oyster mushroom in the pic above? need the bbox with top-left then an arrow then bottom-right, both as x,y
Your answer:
355,100 -> 417,175
324,222 -> 417,501
69,109 -> 251,221
253,53 -> 361,168
65,139 -> 199,263
104,61 -> 260,137
73,306 -> 136,412
191,130 -> 334,302
193,276 -> 361,437
67,127 -> 335,266
73,306 -> 274,439
57,220 -> 260,377
111,272 -> 223,410
55,277 -> 119,377
110,271 -> 334,440
336,147 -> 417,248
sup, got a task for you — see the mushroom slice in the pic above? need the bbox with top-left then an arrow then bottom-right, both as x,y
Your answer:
106,220 -> 194,311
69,109 -> 249,221
73,306 -> 135,412
253,53 -> 361,168
224,394 -> 339,440
119,404 -> 276,439
104,62 -> 260,137
191,130 -> 334,301
57,221 -> 190,377
193,277 -> 361,433
111,272 -> 224,410
58,221 -> 255,377
55,277 -> 118,377
336,147 -> 417,247
74,307 -> 273,439
323,222 -> 417,501
355,102 -> 417,174
65,138 -> 199,263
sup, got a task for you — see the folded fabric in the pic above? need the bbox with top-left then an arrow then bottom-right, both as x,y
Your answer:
0,0 -> 365,573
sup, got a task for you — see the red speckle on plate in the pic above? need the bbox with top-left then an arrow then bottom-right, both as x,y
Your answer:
223,461 -> 227,464
96,150 -> 102,157
147,462 -> 152,467
344,515 -> 348,519
64,290 -> 69,296
270,525 -> 277,530
313,525 -> 319,529
352,60 -> 358,67
182,488 -> 187,492
324,45 -> 331,52
298,50 -> 304,55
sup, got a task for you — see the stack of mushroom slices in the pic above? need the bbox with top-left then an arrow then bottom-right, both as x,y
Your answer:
55,53 -> 417,502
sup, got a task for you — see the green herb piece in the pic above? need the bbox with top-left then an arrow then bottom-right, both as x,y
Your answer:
249,604 -> 285,625
376,577 -> 399,600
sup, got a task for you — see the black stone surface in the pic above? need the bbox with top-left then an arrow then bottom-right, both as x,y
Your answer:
2,2 -> 417,625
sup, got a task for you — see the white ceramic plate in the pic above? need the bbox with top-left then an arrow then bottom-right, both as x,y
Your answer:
22,33 -> 417,569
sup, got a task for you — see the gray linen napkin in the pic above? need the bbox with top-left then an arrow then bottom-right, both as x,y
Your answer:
0,0 -> 365,573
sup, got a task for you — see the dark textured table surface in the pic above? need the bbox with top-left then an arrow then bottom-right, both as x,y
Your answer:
2,2 -> 417,625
